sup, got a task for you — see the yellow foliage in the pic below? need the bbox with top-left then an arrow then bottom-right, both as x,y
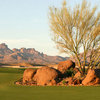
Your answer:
49,0 -> 100,73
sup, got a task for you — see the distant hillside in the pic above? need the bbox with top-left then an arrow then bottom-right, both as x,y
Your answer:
0,43 -> 69,64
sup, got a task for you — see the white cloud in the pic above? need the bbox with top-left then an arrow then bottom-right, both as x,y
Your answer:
0,39 -> 67,57
0,39 -> 44,49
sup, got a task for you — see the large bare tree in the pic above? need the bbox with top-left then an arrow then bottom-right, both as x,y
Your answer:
49,0 -> 100,74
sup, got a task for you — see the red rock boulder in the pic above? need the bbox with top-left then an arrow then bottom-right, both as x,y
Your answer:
33,67 -> 58,86
57,60 -> 75,74
23,68 -> 36,83
82,69 -> 100,85
74,71 -> 81,79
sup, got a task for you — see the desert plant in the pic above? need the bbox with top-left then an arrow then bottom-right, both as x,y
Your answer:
64,69 -> 75,77
62,80 -> 66,85
49,0 -> 100,75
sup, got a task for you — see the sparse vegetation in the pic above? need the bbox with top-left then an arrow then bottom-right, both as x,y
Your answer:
64,69 -> 75,77
62,80 -> 66,85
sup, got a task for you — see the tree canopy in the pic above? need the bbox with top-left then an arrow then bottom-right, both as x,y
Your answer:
49,0 -> 100,74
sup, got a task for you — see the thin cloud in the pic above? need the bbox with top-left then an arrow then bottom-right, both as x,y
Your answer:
0,39 -> 66,56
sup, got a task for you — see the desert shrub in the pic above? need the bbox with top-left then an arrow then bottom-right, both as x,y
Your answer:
63,68 -> 75,78
62,80 -> 66,85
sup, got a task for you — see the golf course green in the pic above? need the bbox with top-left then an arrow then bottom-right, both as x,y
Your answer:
0,67 -> 100,100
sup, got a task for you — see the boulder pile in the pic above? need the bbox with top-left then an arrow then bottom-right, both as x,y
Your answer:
15,60 -> 100,86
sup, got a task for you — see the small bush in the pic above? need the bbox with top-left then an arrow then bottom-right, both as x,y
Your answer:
63,68 -> 75,78
62,80 -> 66,85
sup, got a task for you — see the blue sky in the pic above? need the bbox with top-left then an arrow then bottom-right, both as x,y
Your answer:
0,0 -> 100,56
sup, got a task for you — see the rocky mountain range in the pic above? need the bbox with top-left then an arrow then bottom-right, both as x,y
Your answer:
0,43 -> 69,64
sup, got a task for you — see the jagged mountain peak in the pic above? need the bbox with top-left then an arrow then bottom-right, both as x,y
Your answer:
0,43 -> 8,49
0,43 -> 69,64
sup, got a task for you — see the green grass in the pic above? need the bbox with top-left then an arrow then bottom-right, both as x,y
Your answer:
0,68 -> 100,100
0,67 -> 25,74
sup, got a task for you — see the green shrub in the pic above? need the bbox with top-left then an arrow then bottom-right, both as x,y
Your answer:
64,68 -> 75,77
62,80 -> 66,85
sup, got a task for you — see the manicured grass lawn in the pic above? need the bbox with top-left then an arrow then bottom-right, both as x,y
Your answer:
0,67 -> 100,100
